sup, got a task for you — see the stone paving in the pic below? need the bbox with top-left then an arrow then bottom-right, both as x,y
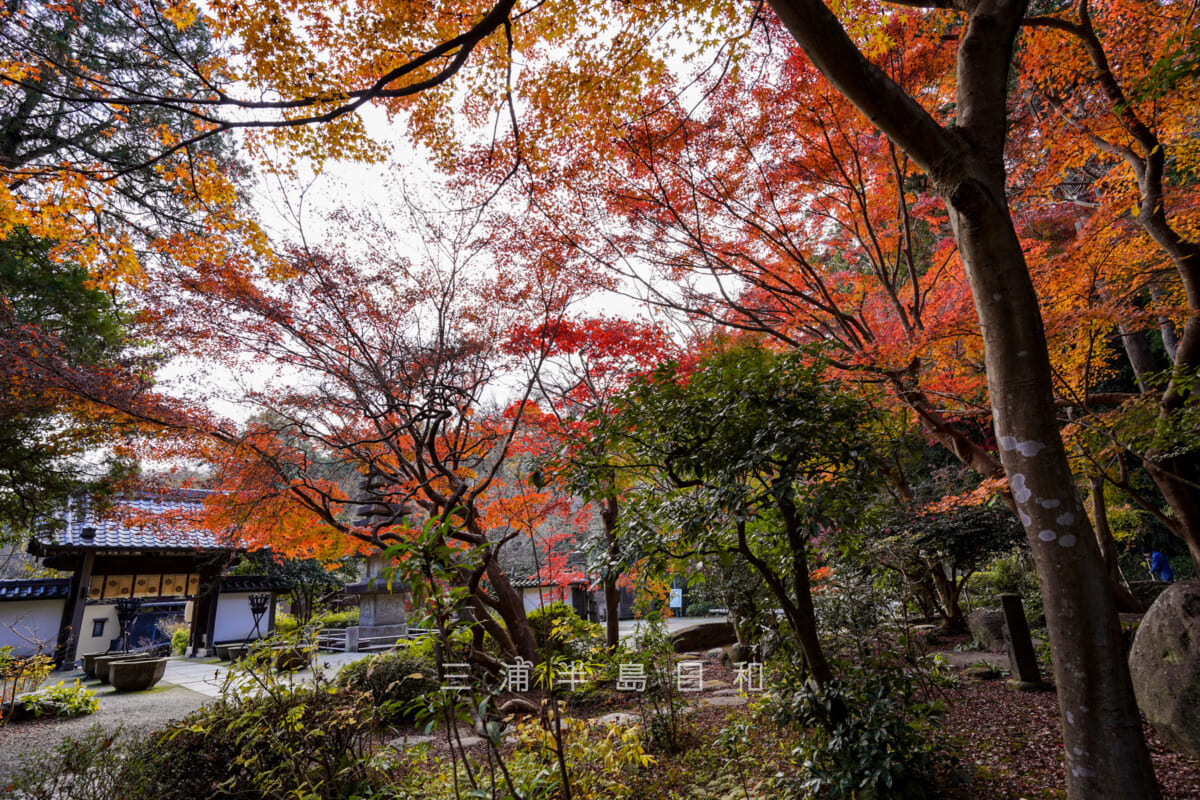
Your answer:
151,617 -> 731,701
158,649 -> 381,698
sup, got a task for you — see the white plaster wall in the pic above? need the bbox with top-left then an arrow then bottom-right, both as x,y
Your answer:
76,605 -> 119,656
522,589 -> 541,613
0,600 -> 64,656
521,587 -> 566,613
213,593 -> 271,643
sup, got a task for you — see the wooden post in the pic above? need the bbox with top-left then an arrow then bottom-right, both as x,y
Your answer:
55,552 -> 91,668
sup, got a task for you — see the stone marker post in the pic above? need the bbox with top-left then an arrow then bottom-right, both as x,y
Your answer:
997,592 -> 1044,688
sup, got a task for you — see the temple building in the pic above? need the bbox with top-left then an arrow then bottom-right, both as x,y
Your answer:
1,488 -> 285,665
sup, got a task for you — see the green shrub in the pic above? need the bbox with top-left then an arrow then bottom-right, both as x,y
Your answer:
134,684 -> 384,799
626,616 -> 690,753
273,611 -> 299,636
684,602 -> 712,617
312,608 -> 360,629
975,550 -> 1043,624
386,717 -> 654,800
6,724 -> 130,799
170,627 -> 190,655
6,670 -> 389,800
20,680 -> 99,719
333,649 -> 439,721
527,601 -> 602,659
770,662 -> 956,800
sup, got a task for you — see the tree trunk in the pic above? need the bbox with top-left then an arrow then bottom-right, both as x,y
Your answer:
1117,325 -> 1156,393
948,135 -> 1158,800
1149,282 -> 1179,360
600,495 -> 621,650
1089,475 -> 1120,579
786,539 -> 832,687
1090,476 -> 1146,613
735,518 -> 833,688
926,558 -> 965,631
483,558 -> 539,663
766,0 -> 1160,795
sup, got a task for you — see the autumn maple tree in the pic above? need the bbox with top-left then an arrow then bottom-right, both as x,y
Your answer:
140,212 -> 577,664
539,21 -> 1000,489
505,316 -> 678,648
0,0 -> 256,286
1013,0 -> 1200,571
3,0 -> 1182,795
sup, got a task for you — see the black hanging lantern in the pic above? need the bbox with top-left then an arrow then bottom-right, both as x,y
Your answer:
114,596 -> 142,654
245,593 -> 271,646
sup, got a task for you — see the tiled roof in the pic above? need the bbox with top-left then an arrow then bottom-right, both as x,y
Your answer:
511,576 -> 589,589
218,575 -> 292,593
0,578 -> 71,601
31,489 -> 235,554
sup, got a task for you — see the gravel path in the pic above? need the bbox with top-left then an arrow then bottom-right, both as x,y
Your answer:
0,670 -> 210,788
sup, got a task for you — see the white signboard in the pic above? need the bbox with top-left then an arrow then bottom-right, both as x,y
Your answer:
669,588 -> 683,608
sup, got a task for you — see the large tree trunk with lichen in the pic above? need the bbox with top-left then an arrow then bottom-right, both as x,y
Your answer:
766,0 -> 1160,795
947,161 -> 1154,797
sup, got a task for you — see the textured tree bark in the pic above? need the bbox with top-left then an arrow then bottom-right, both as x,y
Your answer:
484,557 -> 539,662
1089,475 -> 1120,579
766,0 -> 1160,795
1117,325 -> 1157,393
600,495 -> 622,650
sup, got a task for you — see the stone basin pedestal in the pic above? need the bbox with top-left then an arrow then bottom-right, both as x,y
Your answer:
80,652 -> 106,678
94,652 -> 152,684
108,657 -> 168,692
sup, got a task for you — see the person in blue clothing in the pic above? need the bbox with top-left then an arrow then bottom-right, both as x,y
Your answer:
1144,550 -> 1176,582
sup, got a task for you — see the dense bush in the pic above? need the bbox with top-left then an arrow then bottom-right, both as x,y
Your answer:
770,662 -> 956,800
333,649 -> 438,721
7,671 -> 387,800
146,686 -> 383,799
275,608 -> 360,637
313,608 -> 361,628
970,550 -> 1043,625
527,601 -> 603,659
272,611 -> 300,636
6,724 -> 131,800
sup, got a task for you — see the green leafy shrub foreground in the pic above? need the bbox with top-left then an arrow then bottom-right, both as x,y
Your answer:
769,662 -> 960,800
3,646 -> 960,800
332,649 -> 439,722
527,601 -> 604,659
19,680 -> 99,719
6,684 -> 385,800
